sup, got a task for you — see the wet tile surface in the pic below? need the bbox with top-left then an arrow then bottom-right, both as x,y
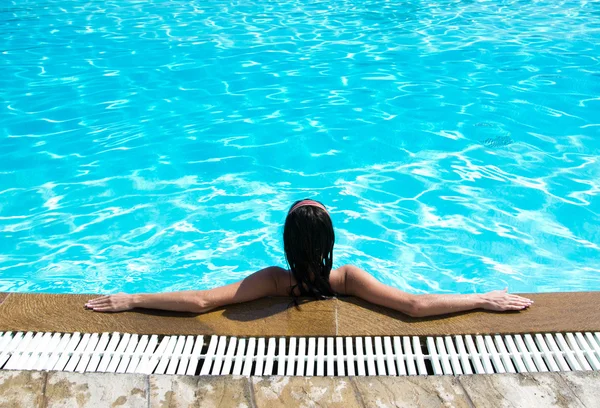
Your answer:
44,371 -> 147,408
252,376 -> 363,408
336,292 -> 600,336
216,297 -> 337,336
1,292 -> 600,336
0,370 -> 46,408
459,373 -> 585,408
0,294 -> 335,336
353,376 -> 471,408
149,374 -> 253,408
281,298 -> 337,336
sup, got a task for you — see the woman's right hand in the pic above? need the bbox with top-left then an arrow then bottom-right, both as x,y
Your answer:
86,293 -> 137,312
480,289 -> 533,311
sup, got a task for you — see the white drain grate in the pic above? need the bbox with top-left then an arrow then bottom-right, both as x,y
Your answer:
1,331 -> 599,376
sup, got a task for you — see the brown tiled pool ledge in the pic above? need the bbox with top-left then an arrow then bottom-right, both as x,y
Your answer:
0,370 -> 598,407
0,292 -> 599,336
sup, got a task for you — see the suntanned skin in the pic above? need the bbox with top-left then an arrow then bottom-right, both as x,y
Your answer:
86,265 -> 533,317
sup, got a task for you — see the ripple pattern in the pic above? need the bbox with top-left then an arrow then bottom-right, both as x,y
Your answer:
1,0 -> 600,294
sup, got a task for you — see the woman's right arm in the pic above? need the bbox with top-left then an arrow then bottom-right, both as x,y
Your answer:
334,264 -> 533,317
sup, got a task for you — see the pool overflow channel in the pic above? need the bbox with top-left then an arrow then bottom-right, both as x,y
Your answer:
1,331 -> 599,377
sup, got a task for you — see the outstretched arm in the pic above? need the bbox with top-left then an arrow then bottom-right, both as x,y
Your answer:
336,265 -> 533,317
86,266 -> 289,313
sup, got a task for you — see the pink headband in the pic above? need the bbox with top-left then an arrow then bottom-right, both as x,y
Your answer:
289,200 -> 328,214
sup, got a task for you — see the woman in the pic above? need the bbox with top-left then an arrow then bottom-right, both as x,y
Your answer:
86,199 -> 533,317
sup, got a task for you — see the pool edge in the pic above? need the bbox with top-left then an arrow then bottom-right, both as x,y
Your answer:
1,291 -> 599,336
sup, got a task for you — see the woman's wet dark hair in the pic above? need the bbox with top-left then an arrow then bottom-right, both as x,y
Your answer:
283,199 -> 335,303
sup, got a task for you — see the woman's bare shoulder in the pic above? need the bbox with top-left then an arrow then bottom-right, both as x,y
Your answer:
329,265 -> 353,295
269,266 -> 294,296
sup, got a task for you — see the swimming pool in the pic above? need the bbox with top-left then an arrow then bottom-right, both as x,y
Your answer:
1,0 -> 599,295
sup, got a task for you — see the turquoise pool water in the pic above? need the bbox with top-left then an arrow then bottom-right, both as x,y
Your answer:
1,0 -> 599,295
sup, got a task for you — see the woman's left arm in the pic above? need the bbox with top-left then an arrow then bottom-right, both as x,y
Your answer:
86,266 -> 289,313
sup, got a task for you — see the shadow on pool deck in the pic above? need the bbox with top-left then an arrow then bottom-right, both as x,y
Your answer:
0,291 -> 599,336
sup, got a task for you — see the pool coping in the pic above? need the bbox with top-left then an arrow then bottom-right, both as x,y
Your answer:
1,291 -> 599,336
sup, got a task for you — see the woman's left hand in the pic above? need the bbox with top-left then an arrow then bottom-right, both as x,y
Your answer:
86,293 -> 136,312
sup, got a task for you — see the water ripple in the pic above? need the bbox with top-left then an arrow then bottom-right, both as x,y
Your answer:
0,0 -> 599,294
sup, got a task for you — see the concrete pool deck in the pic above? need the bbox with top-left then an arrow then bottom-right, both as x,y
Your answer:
1,291 -> 600,336
1,370 -> 599,407
1,291 -> 599,407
